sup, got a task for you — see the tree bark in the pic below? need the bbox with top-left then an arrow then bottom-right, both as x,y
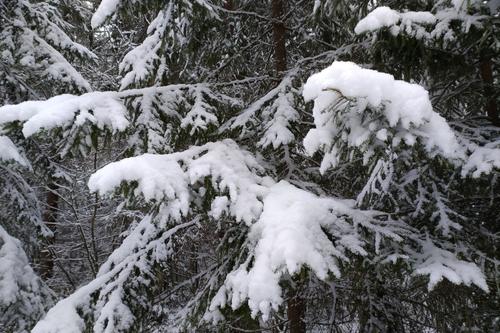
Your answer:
287,295 -> 306,333
271,1 -> 305,330
272,0 -> 286,74
479,57 -> 499,126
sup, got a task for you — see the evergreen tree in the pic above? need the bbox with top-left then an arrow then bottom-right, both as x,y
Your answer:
0,0 -> 498,332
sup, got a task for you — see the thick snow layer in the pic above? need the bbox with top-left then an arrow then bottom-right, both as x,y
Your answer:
208,181 -> 406,321
89,140 -> 272,225
0,92 -> 129,137
36,137 -> 492,328
354,7 -> 436,36
354,7 -> 401,34
303,61 -> 462,171
0,136 -> 28,166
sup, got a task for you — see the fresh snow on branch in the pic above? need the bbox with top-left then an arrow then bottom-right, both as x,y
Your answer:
354,7 -> 436,36
355,2 -> 487,41
91,0 -> 217,29
0,92 -> 129,137
303,61 -> 500,178
1,1 -> 95,92
303,61 -> 463,172
89,140 -> 273,225
207,181 -> 407,321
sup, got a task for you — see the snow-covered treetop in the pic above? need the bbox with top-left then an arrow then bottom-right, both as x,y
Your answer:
225,72 -> 300,149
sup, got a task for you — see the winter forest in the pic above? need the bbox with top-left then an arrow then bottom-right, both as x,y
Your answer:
1,0 -> 499,332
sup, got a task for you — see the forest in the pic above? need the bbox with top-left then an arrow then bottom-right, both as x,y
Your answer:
0,0 -> 499,332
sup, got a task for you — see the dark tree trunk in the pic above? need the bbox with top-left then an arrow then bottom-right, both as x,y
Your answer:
287,295 -> 306,333
271,1 -> 305,330
479,57 -> 499,126
272,0 -> 287,74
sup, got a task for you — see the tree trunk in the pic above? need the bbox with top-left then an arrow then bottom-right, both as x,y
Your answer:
287,295 -> 306,333
272,0 -> 286,74
479,57 -> 499,126
271,1 -> 305,330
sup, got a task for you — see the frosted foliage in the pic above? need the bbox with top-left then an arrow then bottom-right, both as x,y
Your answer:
32,217 -> 195,333
34,141 -> 272,332
226,74 -> 299,149
258,92 -> 298,148
37,137 -> 492,328
91,0 -> 218,89
91,0 -> 216,28
462,145 -> 500,178
0,92 -> 129,137
414,240 -> 489,292
0,226 -> 53,333
1,0 -> 94,91
118,8 -> 171,90
179,85 -> 238,134
303,61 -> 462,173
0,136 -> 27,166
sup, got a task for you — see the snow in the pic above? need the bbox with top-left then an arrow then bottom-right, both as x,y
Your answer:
462,146 -> 500,178
354,7 -> 401,34
118,8 -> 171,90
1,1 -> 95,92
180,85 -> 221,134
91,0 -> 122,28
354,7 -> 436,37
302,61 -> 463,172
0,226 -> 53,332
89,140 -> 273,225
258,92 -> 298,149
0,136 -> 28,166
32,215 -> 196,333
414,239 -> 489,292
89,154 -> 191,217
355,3 -> 485,41
225,73 -> 298,149
212,181 -> 344,319
0,92 -> 129,137
208,181 -> 407,321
